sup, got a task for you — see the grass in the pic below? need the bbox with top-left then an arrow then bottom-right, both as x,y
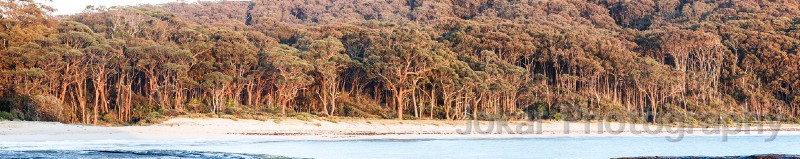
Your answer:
289,113 -> 317,122
220,114 -> 238,121
323,117 -> 341,123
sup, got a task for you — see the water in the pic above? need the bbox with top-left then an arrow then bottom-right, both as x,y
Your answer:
0,150 -> 277,159
1,135 -> 798,159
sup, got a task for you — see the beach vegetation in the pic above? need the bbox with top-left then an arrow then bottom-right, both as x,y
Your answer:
0,111 -> 17,120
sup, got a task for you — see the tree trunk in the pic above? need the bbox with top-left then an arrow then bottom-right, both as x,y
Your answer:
412,89 -> 418,118
396,89 -> 405,120
429,86 -> 435,119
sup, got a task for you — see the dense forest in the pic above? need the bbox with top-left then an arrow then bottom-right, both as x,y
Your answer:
1,0 -> 798,125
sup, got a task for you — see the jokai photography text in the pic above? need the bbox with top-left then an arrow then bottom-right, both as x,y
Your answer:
456,111 -> 782,142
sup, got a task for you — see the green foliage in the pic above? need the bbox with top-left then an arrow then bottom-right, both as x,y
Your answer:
343,106 -> 379,119
290,112 -> 316,122
478,113 -> 505,121
26,95 -> 68,122
323,117 -> 340,123
138,111 -> 164,125
339,95 -> 383,118
132,104 -> 163,123
186,98 -> 210,113
202,72 -> 233,87
224,107 -> 242,116
101,113 -> 120,125
265,106 -> 282,114
0,111 -> 18,120
0,94 -> 69,122
402,115 -> 419,120
550,112 -> 564,121
0,95 -> 28,116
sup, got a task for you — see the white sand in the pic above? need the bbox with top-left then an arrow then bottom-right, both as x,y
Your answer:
0,118 -> 794,142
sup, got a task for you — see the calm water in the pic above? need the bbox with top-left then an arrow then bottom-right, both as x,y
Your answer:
1,135 -> 799,159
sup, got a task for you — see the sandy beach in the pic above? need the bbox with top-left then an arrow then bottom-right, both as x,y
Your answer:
1,118 -> 796,142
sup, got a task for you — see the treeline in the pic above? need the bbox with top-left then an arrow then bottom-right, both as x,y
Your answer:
1,0 -> 799,124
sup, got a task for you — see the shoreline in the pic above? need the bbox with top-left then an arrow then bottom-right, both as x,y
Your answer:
0,118 -> 796,142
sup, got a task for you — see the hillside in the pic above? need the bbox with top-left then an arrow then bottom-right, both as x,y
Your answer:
1,0 -> 799,124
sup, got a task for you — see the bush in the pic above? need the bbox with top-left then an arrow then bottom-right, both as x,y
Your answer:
186,98 -> 209,113
402,115 -> 419,120
101,113 -> 122,125
132,103 -> 162,123
513,109 -> 527,120
0,95 -> 28,118
224,105 -> 244,116
290,112 -> 316,122
0,94 -> 70,122
0,111 -> 17,120
0,98 -> 13,112
478,113 -> 505,121
549,112 -> 564,120
343,106 -> 378,118
339,95 -> 385,117
265,106 -> 281,114
163,109 -> 186,117
26,95 -> 67,122
313,111 -> 329,117
137,111 -> 164,125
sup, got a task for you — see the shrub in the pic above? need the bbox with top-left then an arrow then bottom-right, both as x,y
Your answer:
290,112 -> 316,122
343,106 -> 379,118
220,114 -> 238,121
0,111 -> 17,120
402,115 -> 419,120
137,111 -> 164,125
224,105 -> 244,116
0,98 -> 13,112
186,98 -> 209,113
265,106 -> 281,114
323,117 -> 340,123
338,95 -> 385,117
163,109 -> 186,117
101,113 -> 121,125
313,111 -> 329,117
26,95 -> 66,122
222,98 -> 240,113
513,109 -> 527,120
0,95 -> 28,120
550,112 -> 564,120
132,103 -> 162,123
0,94 -> 69,122
478,113 -> 505,121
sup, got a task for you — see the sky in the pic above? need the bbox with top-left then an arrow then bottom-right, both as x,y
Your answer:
35,0 -> 202,15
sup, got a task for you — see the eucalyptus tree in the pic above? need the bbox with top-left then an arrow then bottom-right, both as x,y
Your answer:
85,41 -> 113,124
430,58 -> 475,119
54,21 -> 109,123
299,36 -> 350,115
202,71 -> 232,113
365,25 -> 442,119
266,45 -> 314,115
207,29 -> 258,106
